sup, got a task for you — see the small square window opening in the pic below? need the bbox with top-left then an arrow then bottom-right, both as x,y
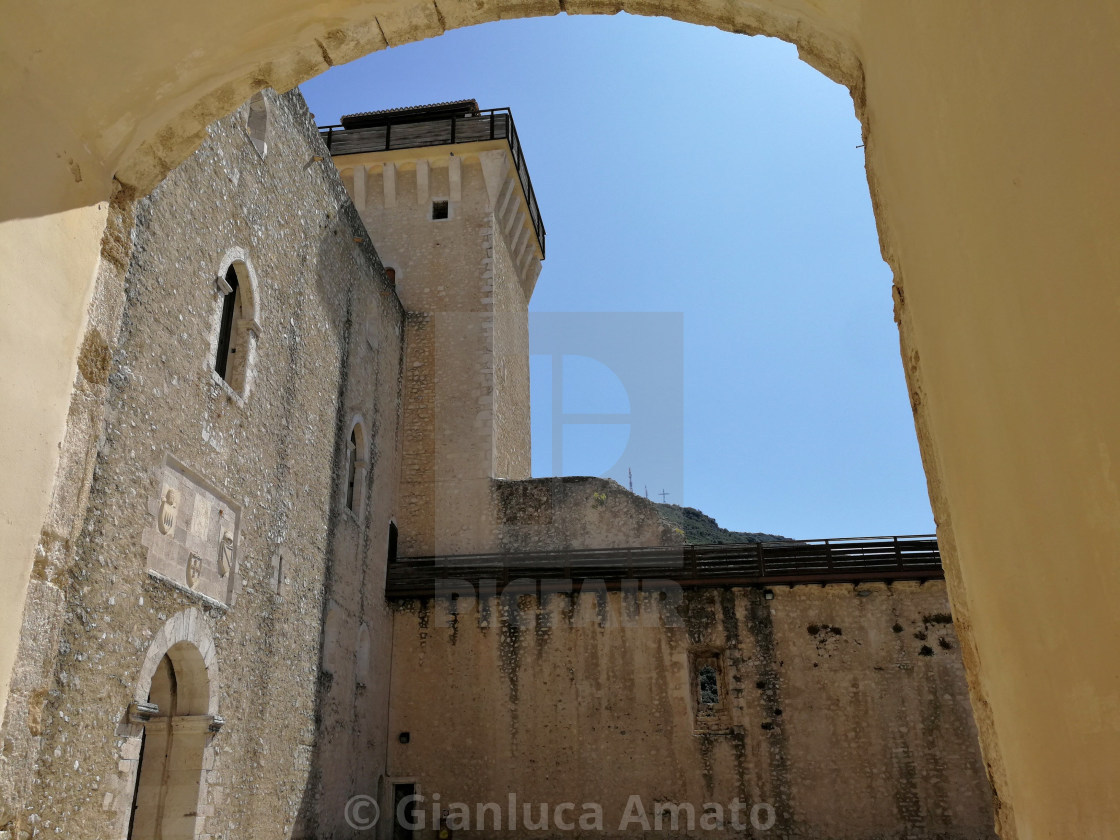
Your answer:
431,200 -> 449,220
690,651 -> 729,731
698,665 -> 719,705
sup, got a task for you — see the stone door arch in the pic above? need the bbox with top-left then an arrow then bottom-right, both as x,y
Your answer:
115,609 -> 222,840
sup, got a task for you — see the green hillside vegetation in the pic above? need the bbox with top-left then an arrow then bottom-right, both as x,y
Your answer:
655,503 -> 789,544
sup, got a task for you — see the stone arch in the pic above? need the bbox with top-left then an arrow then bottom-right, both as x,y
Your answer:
133,607 -> 219,715
215,247 -> 261,332
112,3 -> 861,197
109,609 -> 222,839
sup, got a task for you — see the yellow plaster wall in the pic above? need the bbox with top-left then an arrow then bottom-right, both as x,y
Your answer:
0,207 -> 108,721
858,6 -> 1120,834
3,2 -> 1120,836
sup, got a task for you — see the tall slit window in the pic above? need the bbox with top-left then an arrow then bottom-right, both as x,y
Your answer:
387,521 -> 398,564
346,428 -> 358,511
215,266 -> 239,381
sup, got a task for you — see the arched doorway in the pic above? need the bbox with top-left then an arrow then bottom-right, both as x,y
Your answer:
128,644 -> 212,839
119,609 -> 222,840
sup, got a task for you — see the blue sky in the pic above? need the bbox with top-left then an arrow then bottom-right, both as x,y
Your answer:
301,13 -> 936,539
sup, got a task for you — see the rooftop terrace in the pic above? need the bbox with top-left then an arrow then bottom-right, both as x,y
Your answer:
320,101 -> 546,258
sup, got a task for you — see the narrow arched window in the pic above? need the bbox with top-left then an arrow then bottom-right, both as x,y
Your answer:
215,265 -> 239,382
247,92 -> 269,157
387,521 -> 398,564
212,258 -> 259,398
346,427 -> 358,511
343,419 -> 367,517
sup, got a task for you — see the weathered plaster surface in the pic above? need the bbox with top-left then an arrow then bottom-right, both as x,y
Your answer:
388,581 -> 995,839
0,204 -> 110,728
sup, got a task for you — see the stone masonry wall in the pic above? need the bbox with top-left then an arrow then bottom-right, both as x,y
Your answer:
398,312 -> 436,558
387,581 -> 995,840
490,210 -> 531,482
350,153 -> 531,557
493,477 -> 682,552
4,89 -> 404,840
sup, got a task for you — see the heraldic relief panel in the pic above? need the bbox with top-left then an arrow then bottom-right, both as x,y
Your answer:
141,455 -> 242,607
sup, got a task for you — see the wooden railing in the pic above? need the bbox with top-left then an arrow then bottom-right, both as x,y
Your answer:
320,108 -> 546,258
385,535 -> 942,598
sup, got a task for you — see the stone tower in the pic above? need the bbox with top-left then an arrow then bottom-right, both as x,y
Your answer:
326,100 -> 546,555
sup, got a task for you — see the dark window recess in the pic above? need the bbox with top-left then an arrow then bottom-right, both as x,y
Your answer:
214,266 -> 239,380
393,783 -> 418,840
431,200 -> 449,220
346,428 -> 358,511
387,521 -> 399,564
698,665 -> 719,705
385,267 -> 396,286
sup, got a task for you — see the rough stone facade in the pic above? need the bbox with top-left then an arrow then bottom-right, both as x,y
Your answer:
388,581 -> 995,840
0,89 -> 996,840
0,89 -> 404,839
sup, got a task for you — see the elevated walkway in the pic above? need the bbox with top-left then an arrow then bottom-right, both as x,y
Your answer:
386,535 -> 942,598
